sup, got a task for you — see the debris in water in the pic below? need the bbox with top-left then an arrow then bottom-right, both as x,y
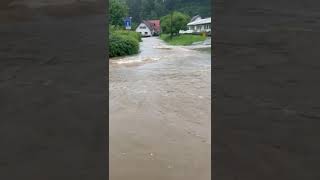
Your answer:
153,46 -> 172,50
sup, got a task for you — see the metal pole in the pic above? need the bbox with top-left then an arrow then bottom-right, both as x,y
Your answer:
170,11 -> 173,39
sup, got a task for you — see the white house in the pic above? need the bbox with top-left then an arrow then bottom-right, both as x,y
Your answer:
190,15 -> 202,22
135,20 -> 160,37
179,16 -> 211,35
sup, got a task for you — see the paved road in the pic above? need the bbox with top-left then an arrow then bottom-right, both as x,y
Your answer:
109,37 -> 211,180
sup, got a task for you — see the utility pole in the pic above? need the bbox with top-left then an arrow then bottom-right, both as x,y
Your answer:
163,0 -> 174,39
170,11 -> 173,39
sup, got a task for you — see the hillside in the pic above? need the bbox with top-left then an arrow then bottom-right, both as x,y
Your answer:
123,0 -> 211,23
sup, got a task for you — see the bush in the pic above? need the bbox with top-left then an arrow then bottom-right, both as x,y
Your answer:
109,33 -> 139,57
113,30 -> 142,42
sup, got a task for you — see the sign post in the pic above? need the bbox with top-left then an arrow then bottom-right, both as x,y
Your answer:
124,17 -> 132,30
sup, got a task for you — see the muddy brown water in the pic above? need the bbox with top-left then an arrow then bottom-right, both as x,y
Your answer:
109,37 -> 211,180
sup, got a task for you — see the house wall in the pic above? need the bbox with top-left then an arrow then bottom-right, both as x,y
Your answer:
188,23 -> 211,33
135,23 -> 152,37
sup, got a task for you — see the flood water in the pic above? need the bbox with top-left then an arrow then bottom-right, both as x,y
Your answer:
109,37 -> 211,180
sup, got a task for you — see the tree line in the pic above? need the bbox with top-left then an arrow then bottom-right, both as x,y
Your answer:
110,0 -> 211,25
109,0 -> 211,39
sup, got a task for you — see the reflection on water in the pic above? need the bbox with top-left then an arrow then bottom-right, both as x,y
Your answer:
110,37 -> 211,180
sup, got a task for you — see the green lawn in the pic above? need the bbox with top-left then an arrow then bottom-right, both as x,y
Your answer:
160,34 -> 207,46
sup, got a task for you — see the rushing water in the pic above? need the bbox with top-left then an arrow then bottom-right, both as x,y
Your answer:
109,37 -> 211,180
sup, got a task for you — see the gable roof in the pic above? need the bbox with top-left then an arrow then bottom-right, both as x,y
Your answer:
147,20 -> 160,32
141,20 -> 153,30
187,17 -> 211,26
141,20 -> 160,33
190,15 -> 202,22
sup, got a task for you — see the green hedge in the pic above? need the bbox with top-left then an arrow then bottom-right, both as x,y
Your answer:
109,33 -> 140,58
113,30 -> 142,42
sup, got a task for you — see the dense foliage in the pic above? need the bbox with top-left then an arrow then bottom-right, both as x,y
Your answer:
160,11 -> 190,35
109,0 -> 211,27
109,0 -> 141,58
109,29 -> 141,57
109,0 -> 128,27
123,0 -> 211,24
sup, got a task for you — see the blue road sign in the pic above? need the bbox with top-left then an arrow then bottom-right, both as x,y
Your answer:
124,17 -> 132,30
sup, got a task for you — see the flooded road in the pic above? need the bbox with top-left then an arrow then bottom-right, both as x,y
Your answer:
109,37 -> 211,180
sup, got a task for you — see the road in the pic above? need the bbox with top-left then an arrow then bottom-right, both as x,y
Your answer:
109,37 -> 211,180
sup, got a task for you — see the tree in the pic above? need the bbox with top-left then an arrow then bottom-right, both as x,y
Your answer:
160,11 -> 190,36
125,0 -> 142,23
163,0 -> 182,38
154,0 -> 166,17
109,0 -> 129,27
121,0 -> 210,25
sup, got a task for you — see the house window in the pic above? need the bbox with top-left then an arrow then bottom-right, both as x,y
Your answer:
145,32 -> 148,35
140,26 -> 146,29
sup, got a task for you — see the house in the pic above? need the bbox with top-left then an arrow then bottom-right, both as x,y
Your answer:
179,16 -> 211,36
135,20 -> 160,37
190,15 -> 202,22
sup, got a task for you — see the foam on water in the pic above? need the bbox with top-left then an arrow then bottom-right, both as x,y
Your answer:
112,57 -> 160,65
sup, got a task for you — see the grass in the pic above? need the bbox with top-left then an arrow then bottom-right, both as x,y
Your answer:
160,34 -> 207,46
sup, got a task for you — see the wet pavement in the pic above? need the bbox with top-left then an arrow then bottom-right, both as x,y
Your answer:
109,37 -> 211,180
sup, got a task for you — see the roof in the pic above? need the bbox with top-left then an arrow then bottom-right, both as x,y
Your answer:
141,20 -> 160,33
190,15 -> 202,22
147,20 -> 160,32
187,17 -> 211,26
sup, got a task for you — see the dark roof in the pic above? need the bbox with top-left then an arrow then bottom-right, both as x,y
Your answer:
142,20 -> 153,31
142,20 -> 160,33
147,20 -> 160,32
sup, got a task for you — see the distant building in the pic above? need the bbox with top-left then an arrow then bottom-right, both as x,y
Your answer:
190,15 -> 202,22
179,16 -> 211,36
136,20 -> 160,37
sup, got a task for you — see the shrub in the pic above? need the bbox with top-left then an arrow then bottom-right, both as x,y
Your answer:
109,33 -> 139,57
113,30 -> 142,42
